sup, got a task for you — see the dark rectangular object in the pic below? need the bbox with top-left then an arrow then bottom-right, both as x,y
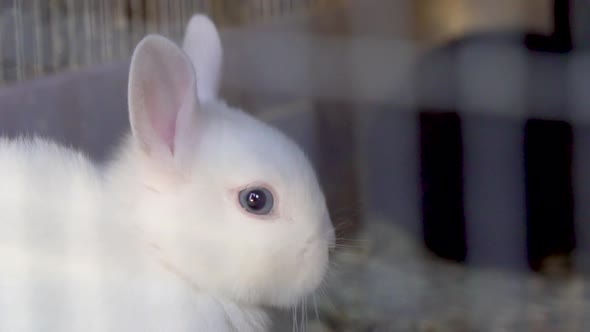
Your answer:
525,0 -> 572,53
419,112 -> 467,262
524,119 -> 575,271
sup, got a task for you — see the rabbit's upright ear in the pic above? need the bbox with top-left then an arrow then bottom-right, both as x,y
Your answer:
182,14 -> 223,103
128,35 -> 200,163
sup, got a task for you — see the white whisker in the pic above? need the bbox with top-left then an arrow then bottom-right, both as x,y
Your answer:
313,294 -> 320,324
301,298 -> 305,332
335,237 -> 369,244
292,307 -> 297,332
300,300 -> 304,332
305,297 -> 309,332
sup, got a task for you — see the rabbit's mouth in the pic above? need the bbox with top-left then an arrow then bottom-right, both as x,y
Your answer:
292,240 -> 331,298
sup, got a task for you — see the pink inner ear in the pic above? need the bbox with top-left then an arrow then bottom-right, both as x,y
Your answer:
141,70 -> 190,155
151,110 -> 177,154
130,36 -> 198,158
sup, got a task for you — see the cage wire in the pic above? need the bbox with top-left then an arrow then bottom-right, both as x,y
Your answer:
0,0 -> 342,86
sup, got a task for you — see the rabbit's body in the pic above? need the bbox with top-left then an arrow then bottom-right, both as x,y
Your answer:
0,137 -> 107,331
0,14 -> 333,332
0,138 -> 268,332
0,137 -> 102,265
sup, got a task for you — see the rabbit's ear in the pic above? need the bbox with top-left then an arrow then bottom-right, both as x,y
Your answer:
128,35 -> 200,163
182,14 -> 223,103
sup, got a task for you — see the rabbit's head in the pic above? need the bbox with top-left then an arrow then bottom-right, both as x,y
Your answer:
109,15 -> 334,309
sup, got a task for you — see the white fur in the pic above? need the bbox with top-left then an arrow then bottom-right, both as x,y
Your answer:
182,14 -> 223,103
0,14 -> 334,332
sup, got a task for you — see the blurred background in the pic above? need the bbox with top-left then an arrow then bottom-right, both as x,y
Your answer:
0,0 -> 559,86
3,0 -> 590,331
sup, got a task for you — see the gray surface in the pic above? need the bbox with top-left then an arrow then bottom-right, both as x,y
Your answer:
573,126 -> 590,274
273,220 -> 590,331
0,60 -> 129,162
463,114 -> 528,270
355,107 -> 421,238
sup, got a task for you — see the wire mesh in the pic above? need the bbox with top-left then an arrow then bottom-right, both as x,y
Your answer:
0,0 -> 342,86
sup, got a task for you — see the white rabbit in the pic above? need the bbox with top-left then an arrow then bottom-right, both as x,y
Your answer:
105,13 -> 335,330
0,14 -> 334,332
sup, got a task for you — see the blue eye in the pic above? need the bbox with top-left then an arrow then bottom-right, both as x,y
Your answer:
239,187 -> 274,215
